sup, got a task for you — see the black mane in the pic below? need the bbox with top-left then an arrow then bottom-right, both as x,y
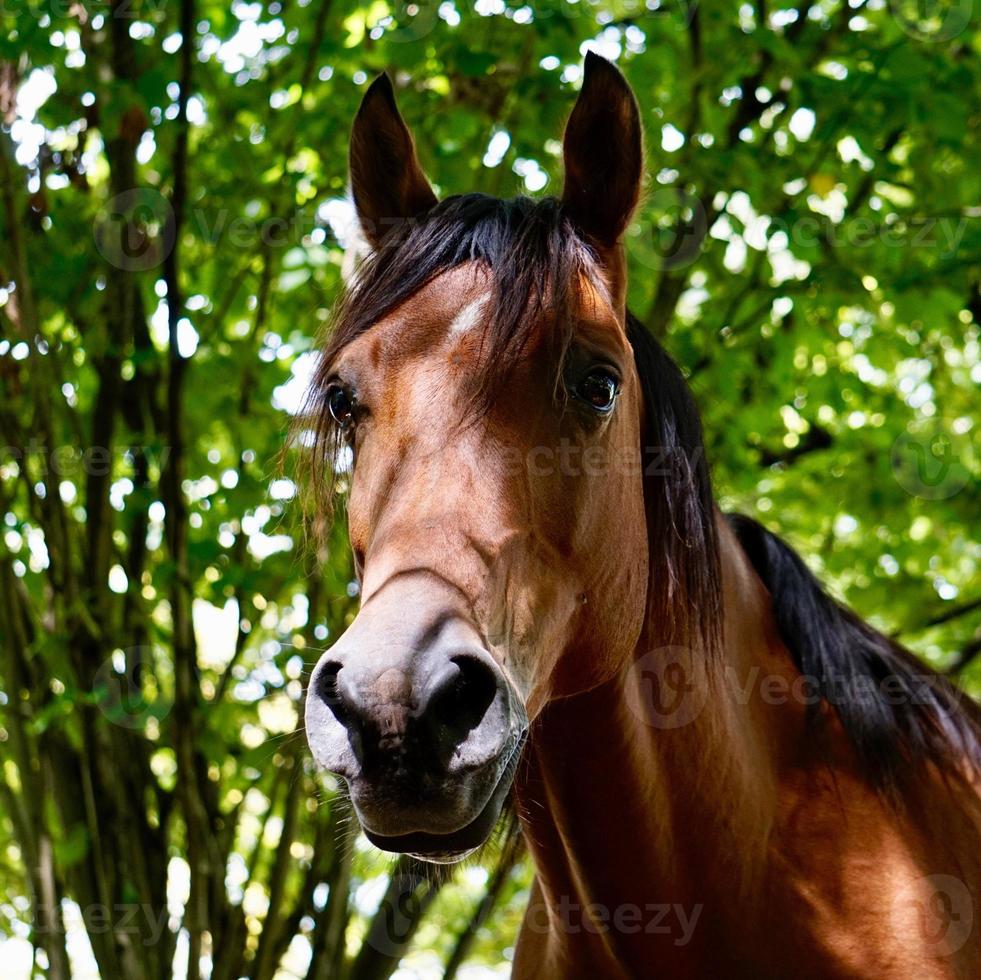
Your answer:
730,513 -> 981,798
318,193 -> 590,409
306,192 -> 979,799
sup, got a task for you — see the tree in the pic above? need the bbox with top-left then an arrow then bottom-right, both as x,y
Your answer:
0,0 -> 977,976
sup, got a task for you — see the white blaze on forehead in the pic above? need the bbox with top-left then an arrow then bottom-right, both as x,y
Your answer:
448,291 -> 492,335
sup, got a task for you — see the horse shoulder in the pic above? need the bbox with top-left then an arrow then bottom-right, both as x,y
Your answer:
764,746 -> 981,978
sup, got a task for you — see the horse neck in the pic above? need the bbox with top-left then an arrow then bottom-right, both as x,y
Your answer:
513,514 -> 800,928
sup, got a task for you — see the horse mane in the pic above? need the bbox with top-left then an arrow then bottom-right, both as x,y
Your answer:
304,191 -> 978,800
624,312 -> 722,653
729,513 -> 981,799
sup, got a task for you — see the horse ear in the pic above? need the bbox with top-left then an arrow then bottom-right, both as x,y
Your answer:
350,74 -> 438,248
561,53 -> 643,247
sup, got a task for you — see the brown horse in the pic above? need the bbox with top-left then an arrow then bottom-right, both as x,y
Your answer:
303,54 -> 981,977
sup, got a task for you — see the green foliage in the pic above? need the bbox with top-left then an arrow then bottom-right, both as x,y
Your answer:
0,0 -> 978,977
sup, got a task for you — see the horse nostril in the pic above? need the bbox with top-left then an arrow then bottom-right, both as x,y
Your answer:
315,661 -> 350,724
428,655 -> 499,741
309,647 -> 507,776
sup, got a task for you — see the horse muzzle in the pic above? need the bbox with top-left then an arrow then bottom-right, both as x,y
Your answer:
305,576 -> 527,862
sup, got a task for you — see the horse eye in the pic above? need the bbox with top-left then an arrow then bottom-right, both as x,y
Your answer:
577,369 -> 620,413
326,385 -> 355,429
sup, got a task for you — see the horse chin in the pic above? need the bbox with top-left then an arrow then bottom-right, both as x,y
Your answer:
359,763 -> 514,864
